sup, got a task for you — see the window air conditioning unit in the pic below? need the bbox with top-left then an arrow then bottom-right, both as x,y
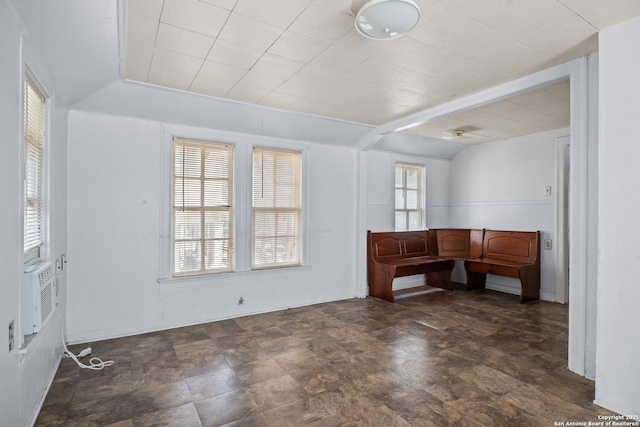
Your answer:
23,262 -> 56,334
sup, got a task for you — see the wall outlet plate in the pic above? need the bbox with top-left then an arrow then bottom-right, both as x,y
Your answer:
544,239 -> 552,250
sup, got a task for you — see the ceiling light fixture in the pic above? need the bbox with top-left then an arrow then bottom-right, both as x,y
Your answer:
353,0 -> 420,40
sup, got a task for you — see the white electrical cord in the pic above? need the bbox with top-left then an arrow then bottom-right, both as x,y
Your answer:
55,314 -> 114,370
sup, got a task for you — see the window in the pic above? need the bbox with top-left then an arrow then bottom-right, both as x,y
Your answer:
172,139 -> 233,276
252,148 -> 302,269
23,75 -> 47,262
395,163 -> 424,231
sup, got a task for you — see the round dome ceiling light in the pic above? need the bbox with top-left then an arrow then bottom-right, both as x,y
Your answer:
355,0 -> 421,40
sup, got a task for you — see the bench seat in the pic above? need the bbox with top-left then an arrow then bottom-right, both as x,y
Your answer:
367,230 -> 455,303
465,257 -> 536,270
383,256 -> 453,268
463,230 -> 540,303
367,229 -> 540,304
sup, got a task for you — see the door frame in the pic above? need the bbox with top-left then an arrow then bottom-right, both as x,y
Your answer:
555,136 -> 570,304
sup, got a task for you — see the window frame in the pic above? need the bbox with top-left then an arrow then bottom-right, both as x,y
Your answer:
251,147 -> 303,270
159,124 -> 309,282
171,138 -> 234,277
393,159 -> 427,231
22,65 -> 50,265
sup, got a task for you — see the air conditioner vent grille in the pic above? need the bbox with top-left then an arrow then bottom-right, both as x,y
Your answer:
41,282 -> 53,323
23,262 -> 56,334
38,267 -> 54,286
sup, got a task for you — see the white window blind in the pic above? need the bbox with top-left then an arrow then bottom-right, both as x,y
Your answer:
23,76 -> 46,260
173,139 -> 233,276
252,148 -> 302,269
395,163 -> 424,231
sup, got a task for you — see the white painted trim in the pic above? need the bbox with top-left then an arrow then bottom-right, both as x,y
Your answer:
484,281 -> 555,302
159,127 -> 172,280
554,136 -> 570,304
391,154 -> 429,231
356,151 -> 368,298
158,265 -> 313,291
66,292 -> 355,345
356,129 -> 383,151
567,57 -> 589,376
449,200 -> 555,207
485,281 -> 519,296
116,0 -> 126,79
584,52 -> 599,380
539,292 -> 556,302
235,138 -> 252,272
376,60 -> 577,135
592,399 -> 631,417
392,276 -> 425,291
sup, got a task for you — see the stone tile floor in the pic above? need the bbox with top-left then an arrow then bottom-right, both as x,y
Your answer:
36,285 -> 616,426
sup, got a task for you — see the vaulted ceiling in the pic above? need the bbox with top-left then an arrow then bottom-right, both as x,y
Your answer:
125,0 -> 638,140
10,0 -> 640,153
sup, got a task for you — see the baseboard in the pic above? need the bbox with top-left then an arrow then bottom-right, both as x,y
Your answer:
392,277 -> 425,291
592,398 -> 633,418
485,281 -> 520,296
485,281 -> 555,302
67,293 -> 356,345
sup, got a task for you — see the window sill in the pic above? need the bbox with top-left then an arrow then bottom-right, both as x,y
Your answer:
158,264 -> 311,290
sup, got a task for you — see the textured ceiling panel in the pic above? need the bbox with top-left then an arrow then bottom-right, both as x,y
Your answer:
123,0 -> 628,137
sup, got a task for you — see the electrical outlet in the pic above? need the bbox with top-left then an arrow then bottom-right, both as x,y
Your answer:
544,186 -> 552,196
9,321 -> 14,352
544,239 -> 552,250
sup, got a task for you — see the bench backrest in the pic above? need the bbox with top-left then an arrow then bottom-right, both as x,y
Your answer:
367,230 -> 430,262
482,230 -> 539,264
432,229 -> 484,258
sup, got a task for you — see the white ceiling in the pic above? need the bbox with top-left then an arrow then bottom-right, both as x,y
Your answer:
403,79 -> 570,145
11,0 -> 121,105
125,0 -> 639,130
8,0 -> 638,156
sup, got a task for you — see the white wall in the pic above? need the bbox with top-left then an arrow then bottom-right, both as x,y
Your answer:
450,128 -> 568,203
0,1 -> 68,425
426,159 -> 451,228
66,110 -> 357,343
596,15 -> 640,415
365,151 -> 394,232
0,4 -> 24,424
449,128 -> 569,300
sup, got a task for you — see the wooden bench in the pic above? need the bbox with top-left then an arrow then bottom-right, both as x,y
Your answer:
464,230 -> 540,303
429,228 -> 484,260
367,230 -> 455,303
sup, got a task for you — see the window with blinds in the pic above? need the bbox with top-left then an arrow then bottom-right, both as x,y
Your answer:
172,139 -> 233,276
252,148 -> 302,269
395,163 -> 424,231
23,76 -> 46,262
